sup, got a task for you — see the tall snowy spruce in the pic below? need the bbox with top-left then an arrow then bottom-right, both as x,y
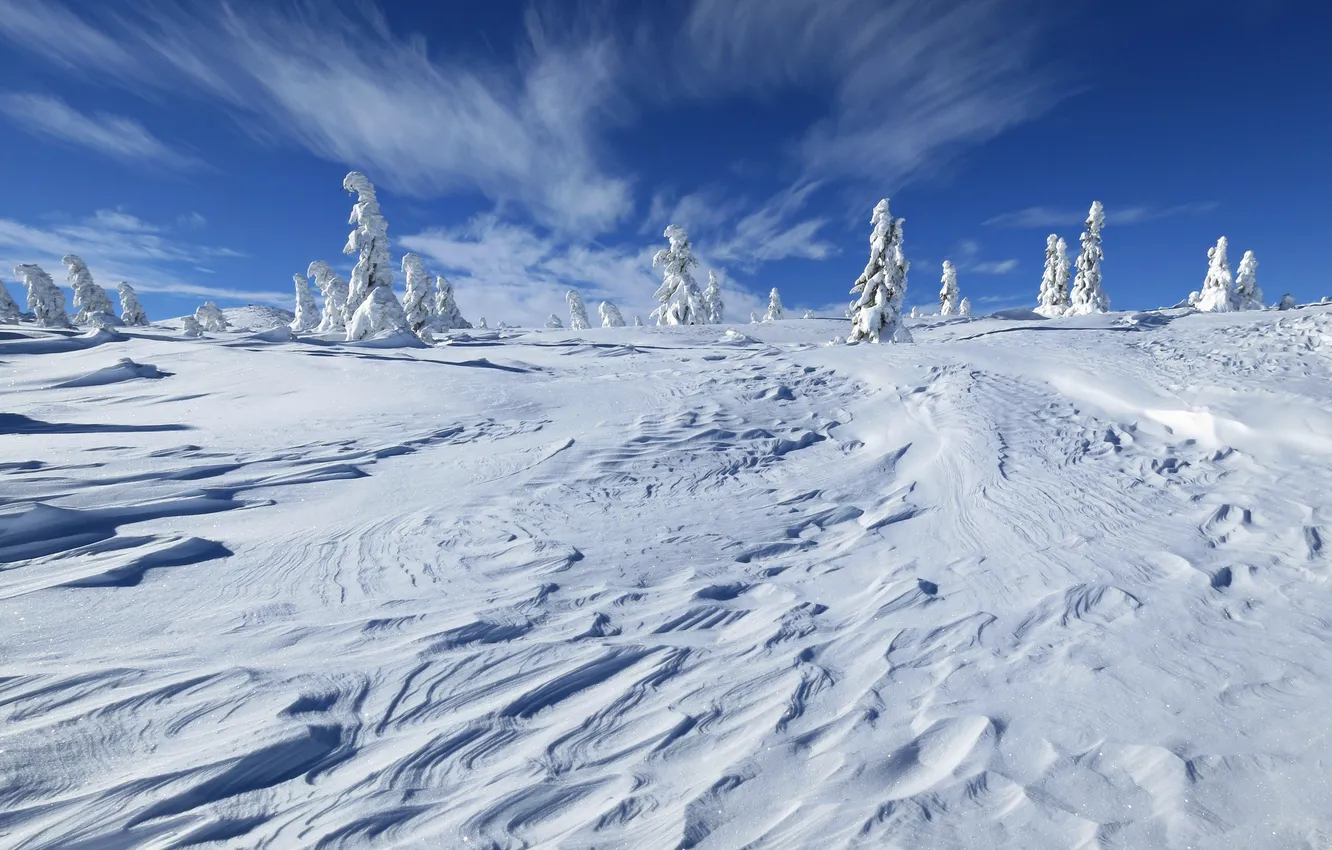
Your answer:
15,264 -> 69,327
62,255 -> 117,325
341,172 -> 409,341
651,225 -> 704,325
1196,236 -> 1234,313
1234,250 -> 1263,310
400,253 -> 437,336
0,277 -> 21,323
702,271 -> 724,323
117,282 -> 148,326
290,274 -> 320,332
434,275 -> 471,330
938,261 -> 960,316
848,199 -> 911,343
1035,235 -> 1071,317
959,297 -> 972,317
545,313 -> 563,329
764,288 -> 784,322
307,261 -> 349,333
1067,202 -> 1109,315
599,301 -> 626,327
195,301 -> 228,332
566,290 -> 591,330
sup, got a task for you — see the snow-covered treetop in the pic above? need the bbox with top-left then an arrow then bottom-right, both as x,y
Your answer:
307,260 -> 341,286
566,289 -> 590,329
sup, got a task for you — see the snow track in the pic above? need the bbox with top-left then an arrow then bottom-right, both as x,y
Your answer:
2,309 -> 1332,848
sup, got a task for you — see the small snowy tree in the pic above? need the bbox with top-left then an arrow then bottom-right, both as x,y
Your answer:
341,172 -> 409,340
400,253 -> 437,335
848,199 -> 911,343
764,288 -> 784,322
939,260 -> 960,316
116,282 -> 148,326
803,309 -> 815,319
15,264 -> 69,327
1035,235 -> 1071,317
599,301 -> 626,327
1278,293 -> 1296,310
545,313 -> 563,328
1234,250 -> 1263,311
290,274 -> 319,332
62,255 -> 117,325
566,290 -> 590,330
434,275 -> 471,330
959,297 -> 972,317
196,301 -> 228,332
651,225 -> 704,325
633,315 -> 643,327
181,315 -> 203,337
307,261 -> 349,333
1067,202 -> 1109,315
702,271 -> 724,324
750,311 -> 759,323
477,316 -> 488,329
0,277 -> 21,323
1196,236 -> 1234,313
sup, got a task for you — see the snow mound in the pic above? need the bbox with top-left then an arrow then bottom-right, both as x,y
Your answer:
246,326 -> 296,343
52,358 -> 172,388
223,305 -> 294,330
345,329 -> 430,349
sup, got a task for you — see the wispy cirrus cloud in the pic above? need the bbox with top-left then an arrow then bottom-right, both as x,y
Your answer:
984,201 -> 1219,229
0,93 -> 203,170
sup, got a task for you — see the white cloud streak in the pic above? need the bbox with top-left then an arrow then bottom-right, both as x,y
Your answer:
984,202 -> 1219,229
0,93 -> 203,170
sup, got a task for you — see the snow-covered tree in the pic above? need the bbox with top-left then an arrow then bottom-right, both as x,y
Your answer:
341,172 -> 409,340
599,301 -> 626,327
764,288 -> 784,322
434,275 -> 471,330
1196,236 -> 1234,313
939,260 -> 960,316
633,315 -> 643,327
959,297 -> 972,317
62,255 -> 117,325
116,282 -> 148,326
400,253 -> 437,335
848,199 -> 911,343
803,309 -> 815,319
545,313 -> 563,328
909,306 -> 921,319
307,261 -> 349,333
290,273 -> 319,332
1234,250 -> 1263,311
1035,235 -> 1071,317
15,264 -> 69,327
0,277 -> 21,323
1278,293 -> 1296,310
750,311 -> 759,323
1067,202 -> 1109,315
651,225 -> 704,325
478,317 -> 489,329
181,315 -> 203,337
196,301 -> 228,332
702,271 -> 724,324
566,290 -> 590,330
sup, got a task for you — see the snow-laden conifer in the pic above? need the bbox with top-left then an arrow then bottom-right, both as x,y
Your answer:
116,283 -> 148,326
939,261 -> 960,316
1279,293 -> 1296,310
599,301 -> 626,327
848,199 -> 911,343
341,172 -> 409,340
803,309 -> 815,319
651,225 -> 704,325
566,290 -> 590,330
960,297 -> 972,317
702,271 -> 724,323
196,301 -> 228,332
1196,236 -> 1234,313
1035,235 -> 1071,317
0,277 -> 21,323
307,261 -> 349,333
62,255 -> 117,325
545,313 -> 563,329
1234,250 -> 1263,311
15,264 -> 69,327
478,317 -> 488,329
434,275 -> 471,330
290,274 -> 320,332
764,288 -> 784,322
750,311 -> 759,323
181,315 -> 203,337
633,315 -> 643,327
400,253 -> 436,335
1068,202 -> 1109,315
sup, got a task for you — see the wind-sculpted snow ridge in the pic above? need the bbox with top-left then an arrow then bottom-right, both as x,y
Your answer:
2,309 -> 1332,848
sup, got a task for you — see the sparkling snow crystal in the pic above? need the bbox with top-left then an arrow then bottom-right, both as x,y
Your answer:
848,199 -> 911,343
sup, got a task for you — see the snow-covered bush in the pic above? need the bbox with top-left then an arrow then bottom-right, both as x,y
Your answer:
478,317 -> 489,329
651,225 -> 704,325
803,309 -> 815,319
308,261 -> 349,333
848,199 -> 911,343
0,277 -> 21,323
599,301 -> 626,327
400,253 -> 437,335
181,315 -> 203,337
195,301 -> 228,332
633,315 -> 643,327
959,297 -> 972,317
341,172 -> 409,340
939,260 -> 959,316
764,288 -> 784,322
15,264 -> 69,327
63,255 -> 118,325
1278,293 -> 1296,311
1187,290 -> 1201,308
1035,235 -> 1071,317
566,290 -> 590,330
434,275 -> 471,330
703,271 -> 724,323
117,282 -> 148,326
1196,236 -> 1234,313
290,274 -> 319,331
909,306 -> 921,319
545,313 -> 563,328
1067,201 -> 1109,315
750,311 -> 759,323
1234,250 -> 1263,311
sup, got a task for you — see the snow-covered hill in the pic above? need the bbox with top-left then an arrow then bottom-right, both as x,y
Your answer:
3,308 -> 1331,848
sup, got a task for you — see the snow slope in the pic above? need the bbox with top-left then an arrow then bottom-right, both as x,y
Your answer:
2,308 -> 1332,849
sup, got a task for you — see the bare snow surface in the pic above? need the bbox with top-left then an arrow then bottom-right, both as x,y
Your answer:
3,308 -> 1332,849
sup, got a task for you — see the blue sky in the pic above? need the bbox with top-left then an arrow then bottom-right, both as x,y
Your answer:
0,0 -> 1327,325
